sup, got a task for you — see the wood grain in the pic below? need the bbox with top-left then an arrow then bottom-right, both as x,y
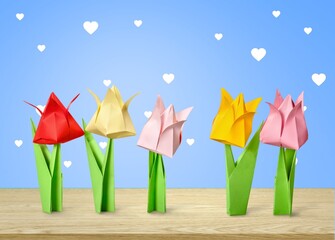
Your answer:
0,189 -> 333,239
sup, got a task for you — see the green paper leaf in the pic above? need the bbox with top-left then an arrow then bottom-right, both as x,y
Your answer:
30,120 -> 62,213
82,120 -> 104,173
225,123 -> 262,216
83,120 -> 115,213
284,148 -> 296,180
31,119 -> 51,174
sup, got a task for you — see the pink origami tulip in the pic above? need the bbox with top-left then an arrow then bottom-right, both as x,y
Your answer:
137,96 -> 193,158
260,90 -> 308,150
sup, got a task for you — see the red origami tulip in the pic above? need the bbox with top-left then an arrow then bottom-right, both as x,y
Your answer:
25,92 -> 84,144
26,92 -> 84,213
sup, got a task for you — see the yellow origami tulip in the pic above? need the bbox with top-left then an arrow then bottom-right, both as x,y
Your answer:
210,88 -> 262,216
210,88 -> 262,148
83,86 -> 138,213
86,86 -> 139,139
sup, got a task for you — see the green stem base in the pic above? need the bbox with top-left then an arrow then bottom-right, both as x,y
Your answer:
35,144 -> 63,214
83,120 -> 115,213
49,144 -> 62,213
147,151 -> 166,213
100,138 -> 115,212
274,147 -> 296,215
31,120 -> 63,214
224,123 -> 262,216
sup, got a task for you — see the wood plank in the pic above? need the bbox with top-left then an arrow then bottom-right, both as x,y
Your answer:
0,189 -> 333,239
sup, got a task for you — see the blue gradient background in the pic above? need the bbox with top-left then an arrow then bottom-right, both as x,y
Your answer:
0,1 -> 334,188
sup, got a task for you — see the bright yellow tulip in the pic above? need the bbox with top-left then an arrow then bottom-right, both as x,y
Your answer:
210,88 -> 262,148
86,86 -> 139,139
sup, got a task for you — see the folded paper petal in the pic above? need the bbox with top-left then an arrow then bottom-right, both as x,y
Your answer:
232,93 -> 246,119
86,86 -> 139,139
260,103 -> 283,146
278,95 -> 294,122
246,97 -> 262,113
210,88 -> 262,148
156,120 -> 186,158
274,89 -> 284,108
281,102 -> 308,150
261,90 -> 308,150
161,105 -> 176,133
220,88 -> 234,113
26,92 -> 84,144
176,107 -> 193,123
137,96 -> 192,158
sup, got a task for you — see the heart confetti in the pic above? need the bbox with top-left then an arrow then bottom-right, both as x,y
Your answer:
162,73 -> 174,84
312,73 -> 326,86
83,21 -> 99,35
63,161 -> 72,168
134,20 -> 143,27
251,48 -> 266,61
14,140 -> 23,147
186,138 -> 195,146
99,141 -> 107,149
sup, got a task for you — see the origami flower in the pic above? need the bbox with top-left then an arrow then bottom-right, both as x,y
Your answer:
25,92 -> 84,144
137,96 -> 193,213
209,88 -> 263,216
260,90 -> 308,215
83,85 -> 139,213
26,92 -> 83,213
210,88 -> 262,148
85,86 -> 138,139
137,96 -> 193,158
260,90 -> 308,150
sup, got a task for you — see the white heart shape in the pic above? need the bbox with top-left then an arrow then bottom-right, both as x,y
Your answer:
14,140 -> 23,147
186,138 -> 195,146
303,106 -> 307,112
99,141 -> 107,149
103,79 -> 111,87
37,44 -> 46,52
134,20 -> 143,27
251,48 -> 266,61
312,73 -> 326,86
35,105 -> 45,116
83,21 -> 99,35
16,13 -> 24,21
304,27 -> 312,35
64,161 -> 72,168
162,73 -> 174,84
144,111 -> 152,118
272,10 -> 281,18
215,33 -> 223,40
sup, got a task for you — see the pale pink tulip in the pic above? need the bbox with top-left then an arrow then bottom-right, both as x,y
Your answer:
137,96 -> 193,158
260,90 -> 308,150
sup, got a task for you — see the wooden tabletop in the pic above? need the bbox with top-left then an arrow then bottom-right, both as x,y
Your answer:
0,189 -> 333,239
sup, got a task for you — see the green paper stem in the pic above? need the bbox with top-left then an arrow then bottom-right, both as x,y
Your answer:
224,123 -> 262,216
147,151 -> 166,213
273,147 -> 297,215
83,120 -> 115,213
30,119 -> 63,214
